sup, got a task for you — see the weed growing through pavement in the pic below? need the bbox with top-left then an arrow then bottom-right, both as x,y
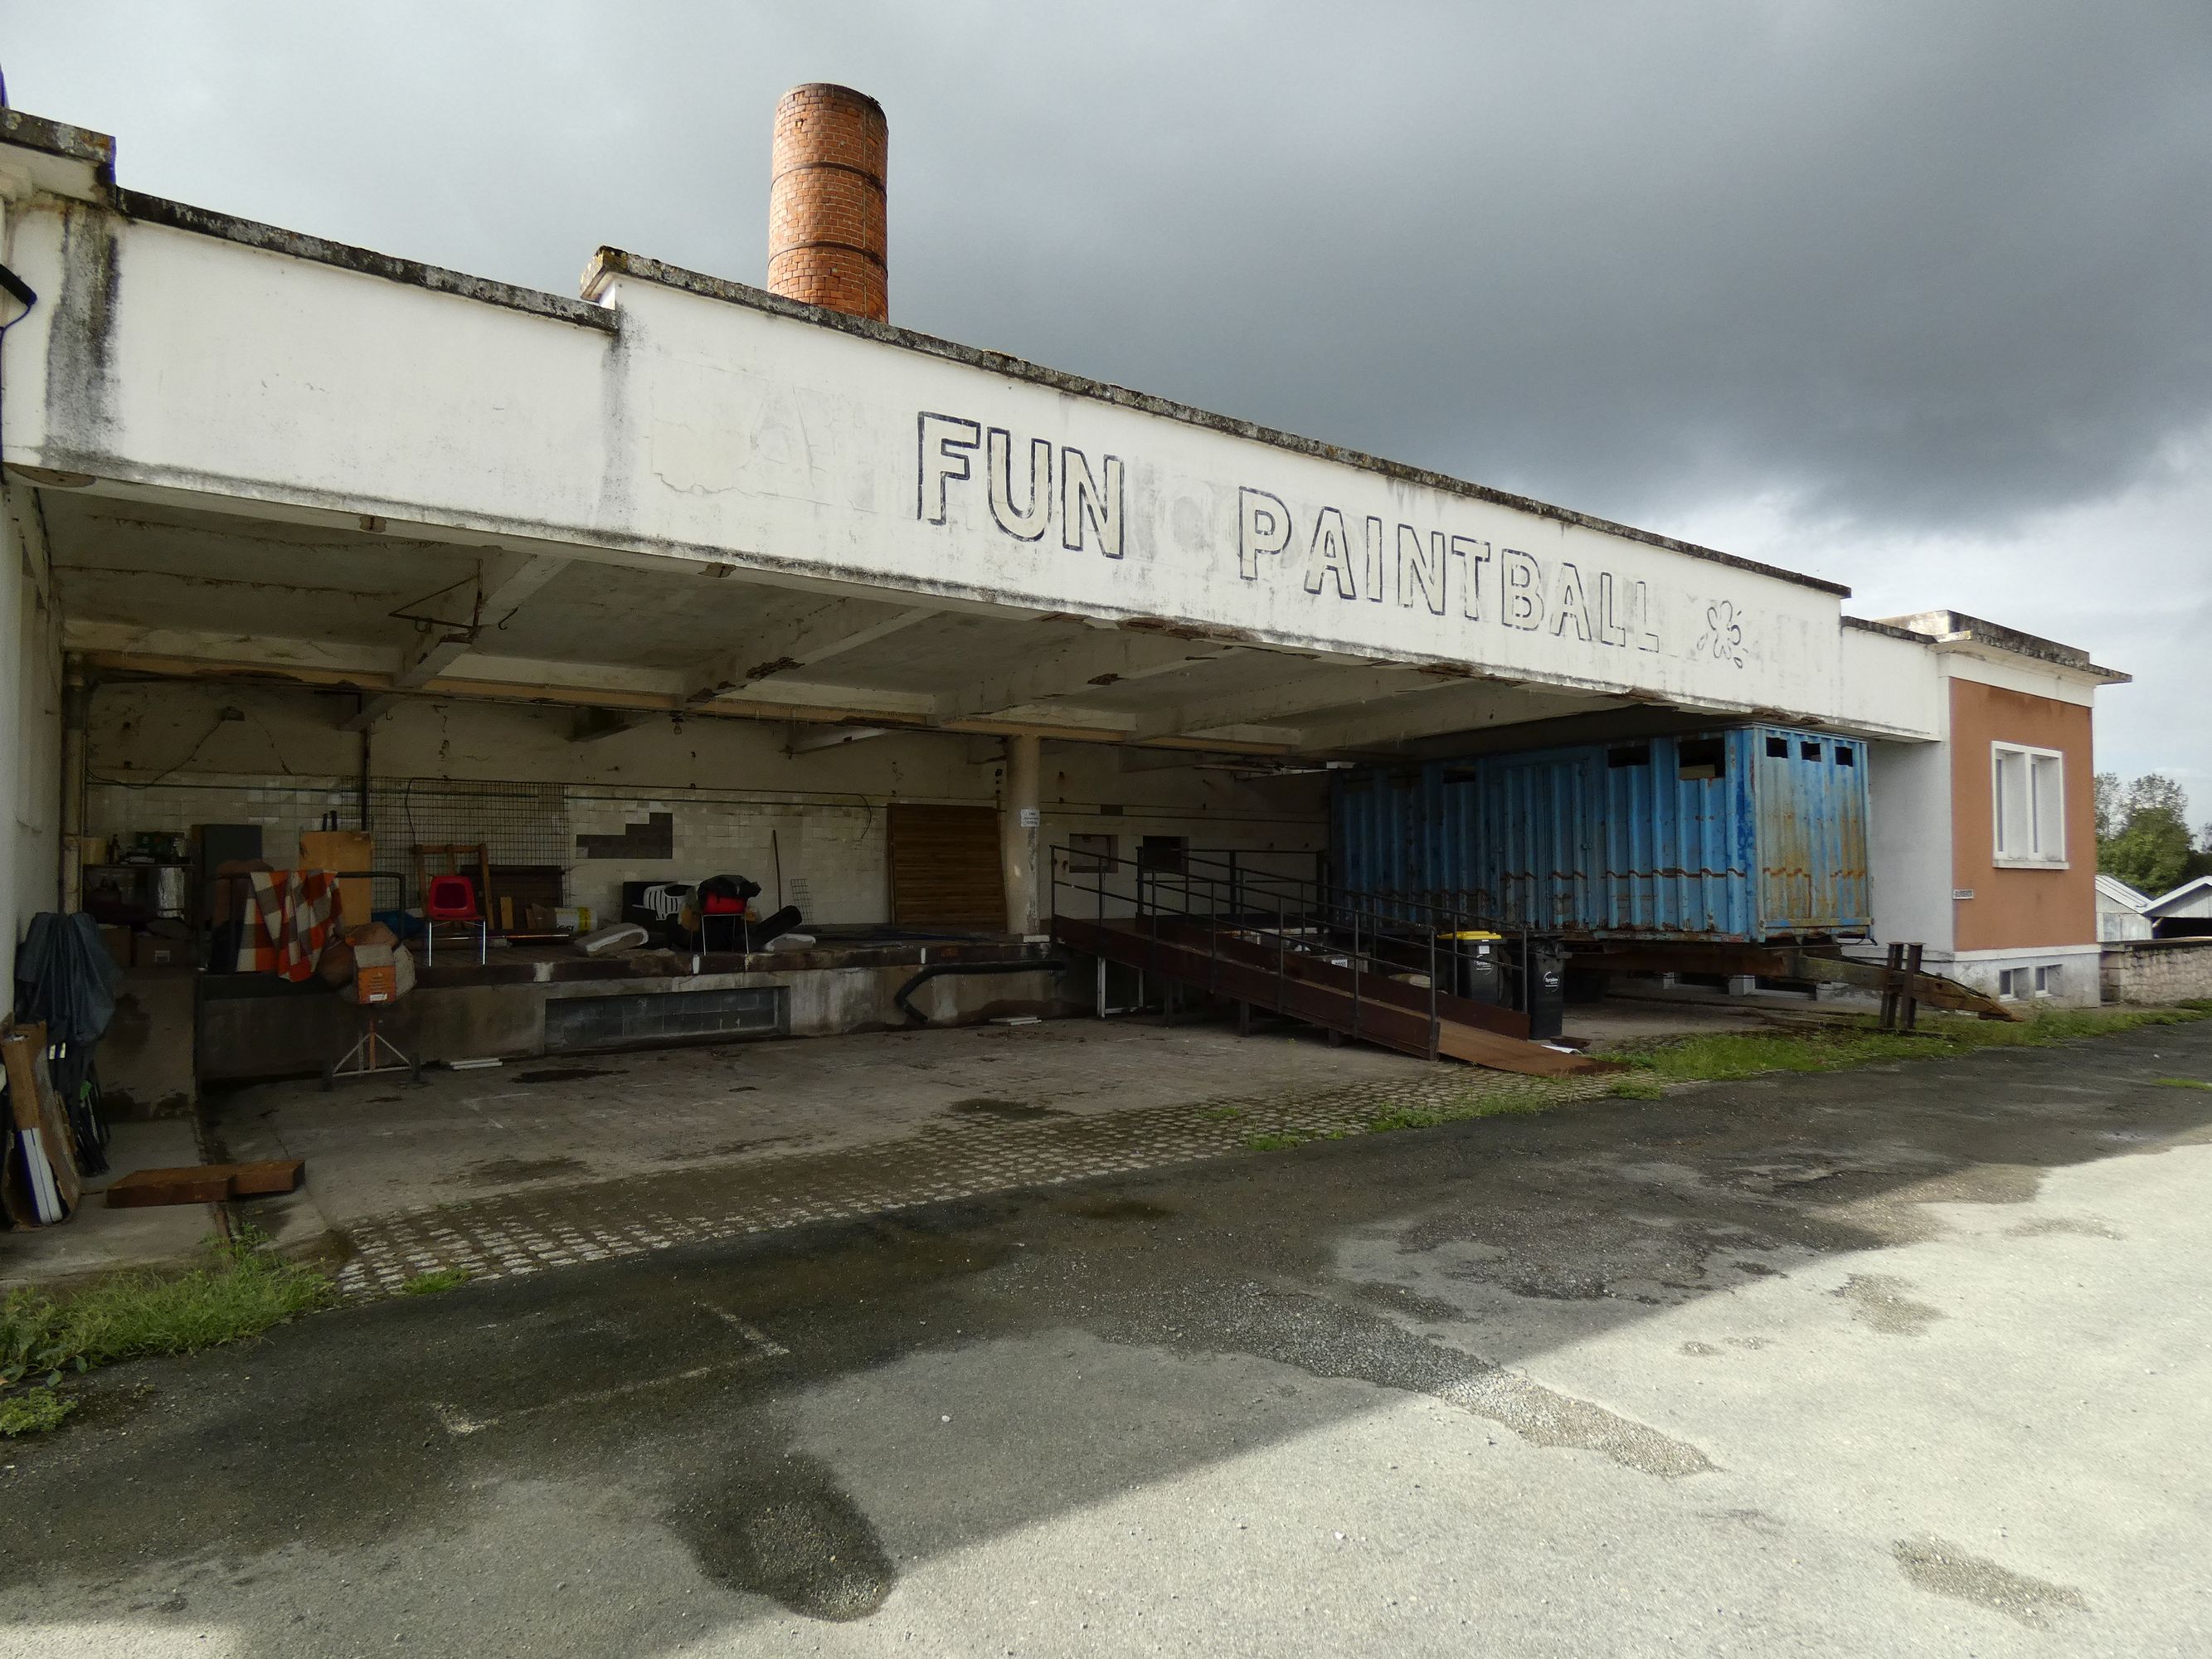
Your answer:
1204,1106 -> 1246,1121
0,1387 -> 75,1437
1244,1131 -> 1310,1152
399,1267 -> 472,1295
1613,1005 -> 2210,1084
0,1231 -> 333,1435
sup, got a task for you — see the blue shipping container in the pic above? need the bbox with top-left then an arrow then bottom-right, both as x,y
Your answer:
1330,726 -> 1871,942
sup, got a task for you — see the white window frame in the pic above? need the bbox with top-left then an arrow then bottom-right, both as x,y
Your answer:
1991,742 -> 2067,868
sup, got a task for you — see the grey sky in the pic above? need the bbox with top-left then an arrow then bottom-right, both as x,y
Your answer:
11,2 -> 2210,810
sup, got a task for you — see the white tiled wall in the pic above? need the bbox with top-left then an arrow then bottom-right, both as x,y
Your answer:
89,776 -> 892,927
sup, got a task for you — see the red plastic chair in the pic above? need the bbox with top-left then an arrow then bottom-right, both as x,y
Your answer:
423,875 -> 486,966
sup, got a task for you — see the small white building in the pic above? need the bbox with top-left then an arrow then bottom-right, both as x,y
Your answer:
2145,876 -> 2212,937
2095,873 -> 2154,942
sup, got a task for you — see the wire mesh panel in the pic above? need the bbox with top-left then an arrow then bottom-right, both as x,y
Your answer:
365,779 -> 570,906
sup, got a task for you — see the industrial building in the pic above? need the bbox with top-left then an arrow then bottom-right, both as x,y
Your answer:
0,86 -> 2128,1110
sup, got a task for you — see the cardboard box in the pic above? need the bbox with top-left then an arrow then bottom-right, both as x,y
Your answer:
352,942 -> 398,1005
300,830 -> 374,928
135,937 -> 191,970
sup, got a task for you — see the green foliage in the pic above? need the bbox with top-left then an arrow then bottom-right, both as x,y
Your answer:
0,1387 -> 75,1438
1244,1131 -> 1310,1152
1607,1076 -> 1667,1100
1366,1088 -> 1564,1134
1618,1005 -> 2210,1083
2099,773 -> 2197,894
398,1267 -> 471,1296
2152,1078 -> 2212,1091
0,1236 -> 333,1399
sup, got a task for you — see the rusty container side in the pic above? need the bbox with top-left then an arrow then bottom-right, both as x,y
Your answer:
1330,726 -> 1871,942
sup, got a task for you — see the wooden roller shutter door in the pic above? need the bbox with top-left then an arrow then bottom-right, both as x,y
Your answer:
887,803 -> 1007,929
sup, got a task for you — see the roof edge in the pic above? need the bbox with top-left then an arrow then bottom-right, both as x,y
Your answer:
0,109 -> 115,173
581,246 -> 1856,601
113,188 -> 618,332
1879,609 -> 2129,684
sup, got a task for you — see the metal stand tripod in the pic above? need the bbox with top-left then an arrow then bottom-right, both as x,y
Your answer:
323,1006 -> 421,1090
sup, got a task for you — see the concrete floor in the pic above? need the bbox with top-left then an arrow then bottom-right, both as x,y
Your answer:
0,1120 -> 218,1291
208,1017 -> 1603,1295
0,1019 -> 2206,1656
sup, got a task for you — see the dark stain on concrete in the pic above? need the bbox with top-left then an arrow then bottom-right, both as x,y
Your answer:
513,1067 -> 617,1085
1833,1273 -> 1943,1336
1063,1197 -> 1174,1222
666,1452 -> 895,1621
455,1155 -> 591,1188
946,1097 -> 1061,1121
1893,1537 -> 2085,1624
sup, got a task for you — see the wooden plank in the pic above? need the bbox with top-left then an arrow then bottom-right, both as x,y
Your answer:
229,1159 -> 306,1196
888,803 -> 1006,927
2,1025 -> 79,1216
105,1166 -> 238,1208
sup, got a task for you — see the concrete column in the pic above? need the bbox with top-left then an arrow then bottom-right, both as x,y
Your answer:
1001,733 -> 1042,937
59,662 -> 90,912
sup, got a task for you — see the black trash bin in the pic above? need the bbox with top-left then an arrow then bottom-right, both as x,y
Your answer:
1514,939 -> 1568,1040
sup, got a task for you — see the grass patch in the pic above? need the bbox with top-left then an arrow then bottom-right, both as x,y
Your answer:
0,1234 -> 334,1412
1203,1105 -> 1246,1122
1618,1005 -> 2211,1085
1607,1075 -> 1668,1100
2153,1078 -> 2212,1091
399,1267 -> 471,1296
1244,1131 -> 1310,1152
1368,1088 -> 1568,1135
0,1387 -> 75,1438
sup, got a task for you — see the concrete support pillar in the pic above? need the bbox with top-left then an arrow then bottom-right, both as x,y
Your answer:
1001,733 -> 1042,937
59,660 -> 90,912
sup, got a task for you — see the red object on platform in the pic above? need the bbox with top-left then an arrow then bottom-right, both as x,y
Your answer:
425,875 -> 479,921
703,894 -> 747,915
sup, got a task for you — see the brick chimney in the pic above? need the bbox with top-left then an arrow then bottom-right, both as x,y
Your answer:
767,84 -> 888,321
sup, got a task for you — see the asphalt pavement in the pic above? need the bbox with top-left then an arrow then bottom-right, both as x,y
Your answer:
2,1019 -> 2209,1657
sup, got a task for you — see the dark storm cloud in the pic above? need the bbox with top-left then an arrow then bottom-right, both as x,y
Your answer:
12,0 -> 2212,535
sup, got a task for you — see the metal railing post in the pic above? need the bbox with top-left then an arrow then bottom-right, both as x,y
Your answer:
1427,922 -> 1441,1060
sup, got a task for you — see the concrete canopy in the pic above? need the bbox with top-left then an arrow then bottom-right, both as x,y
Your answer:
2,108 -> 1945,760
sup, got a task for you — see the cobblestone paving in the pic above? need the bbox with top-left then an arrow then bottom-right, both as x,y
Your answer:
334,1066 -> 1612,1298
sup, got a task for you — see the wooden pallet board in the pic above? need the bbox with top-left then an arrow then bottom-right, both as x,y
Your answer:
105,1160 -> 305,1208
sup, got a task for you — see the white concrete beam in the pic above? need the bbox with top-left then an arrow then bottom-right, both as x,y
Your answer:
1292,681 -> 1622,751
569,708 -> 647,745
1135,662 -> 1461,739
688,598 -> 938,705
346,551 -> 571,727
936,627 -> 1245,723
785,725 -> 889,754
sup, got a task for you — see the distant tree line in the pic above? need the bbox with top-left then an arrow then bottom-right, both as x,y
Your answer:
2094,772 -> 2212,895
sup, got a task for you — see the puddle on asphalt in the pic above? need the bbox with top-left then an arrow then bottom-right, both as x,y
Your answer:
946,1097 -> 1061,1122
1832,1273 -> 1942,1336
1893,1537 -> 2085,1625
455,1155 -> 591,1187
667,1452 -> 895,1620
1062,1197 -> 1176,1222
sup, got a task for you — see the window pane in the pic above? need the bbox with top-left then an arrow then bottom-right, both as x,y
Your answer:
1995,750 -> 2030,857
2031,754 -> 2064,860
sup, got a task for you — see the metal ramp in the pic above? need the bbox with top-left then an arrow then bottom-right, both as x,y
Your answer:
1049,849 -> 1611,1079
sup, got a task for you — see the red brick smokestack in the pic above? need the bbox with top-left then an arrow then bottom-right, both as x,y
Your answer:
767,84 -> 888,322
